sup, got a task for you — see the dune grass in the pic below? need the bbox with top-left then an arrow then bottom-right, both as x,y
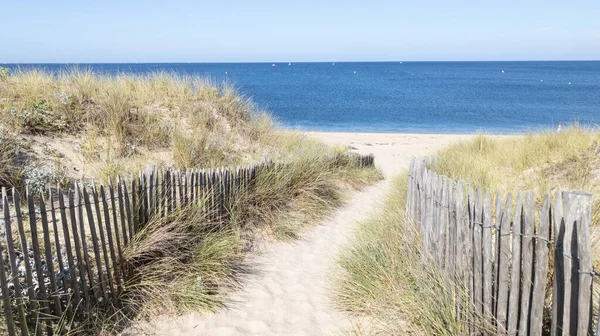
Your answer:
335,126 -> 600,335
435,126 -> 600,263
0,67 -> 382,334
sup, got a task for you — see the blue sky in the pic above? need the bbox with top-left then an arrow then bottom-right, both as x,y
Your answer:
1,0 -> 599,63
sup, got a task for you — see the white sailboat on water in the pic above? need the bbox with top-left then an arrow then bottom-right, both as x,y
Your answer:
332,62 -> 335,65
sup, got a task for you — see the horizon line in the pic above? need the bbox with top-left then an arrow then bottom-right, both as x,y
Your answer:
2,59 -> 600,65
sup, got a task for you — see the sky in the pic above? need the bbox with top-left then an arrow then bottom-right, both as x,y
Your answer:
1,0 -> 599,63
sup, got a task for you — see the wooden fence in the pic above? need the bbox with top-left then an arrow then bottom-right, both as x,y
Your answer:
0,153 -> 375,335
407,157 -> 598,335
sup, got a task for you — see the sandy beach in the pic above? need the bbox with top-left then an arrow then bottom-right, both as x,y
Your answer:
127,132 -> 476,336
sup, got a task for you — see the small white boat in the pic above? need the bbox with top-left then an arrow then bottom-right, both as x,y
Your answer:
332,62 -> 335,65
288,62 -> 291,65
354,71 -> 357,74
272,64 -> 276,67
400,61 -> 403,64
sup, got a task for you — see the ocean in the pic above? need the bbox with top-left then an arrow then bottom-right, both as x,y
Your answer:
3,61 -> 600,134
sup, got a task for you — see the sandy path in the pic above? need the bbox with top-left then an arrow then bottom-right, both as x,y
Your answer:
130,133 -> 473,336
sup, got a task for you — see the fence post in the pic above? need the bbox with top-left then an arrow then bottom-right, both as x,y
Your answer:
518,191 -> 535,334
507,192 -> 523,335
530,194 -> 551,336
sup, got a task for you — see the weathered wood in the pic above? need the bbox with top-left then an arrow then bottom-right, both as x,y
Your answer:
165,170 -> 172,214
551,191 -> 564,336
493,190 -> 502,317
507,192 -> 523,335
482,191 -> 493,324
530,194 -> 551,336
455,181 -> 465,281
444,179 -> 454,273
108,179 -> 124,282
2,189 -> 28,335
49,189 -> 64,272
75,184 -> 96,299
137,172 -> 146,228
178,169 -> 184,208
131,176 -> 138,234
92,183 -> 116,304
147,169 -> 154,217
466,186 -> 475,308
182,169 -> 189,206
159,170 -> 166,217
561,191 -> 579,335
82,186 -> 107,302
496,192 -> 512,333
26,190 -> 52,333
472,187 -> 483,316
57,190 -> 80,315
574,191 -> 593,335
0,229 -> 16,335
123,180 -> 134,242
117,176 -> 128,246
38,195 -> 63,319
518,191 -> 535,335
437,176 -> 447,267
100,184 -> 122,294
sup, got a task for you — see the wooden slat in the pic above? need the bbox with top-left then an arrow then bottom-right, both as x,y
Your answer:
81,186 -> 107,302
57,190 -> 80,316
551,191 -> 563,336
482,191 -> 493,324
131,176 -> 138,234
154,166 -> 159,212
117,176 -> 128,247
147,169 -> 154,217
575,191 -> 594,335
123,180 -> 134,241
137,172 -> 146,228
530,194 -> 551,336
49,189 -> 64,272
178,169 -> 184,208
14,192 -> 41,335
2,189 -> 28,335
437,176 -> 447,266
518,191 -> 535,335
92,183 -> 116,304
171,169 -> 177,210
108,180 -> 124,282
26,190 -> 52,334
159,170 -> 166,217
472,187 -> 483,316
466,185 -> 475,307
182,169 -> 189,206
455,181 -> 465,282
507,192 -> 523,335
496,192 -> 512,333
68,188 -> 90,309
100,184 -> 122,294
493,190 -> 502,318
38,195 -> 63,319
445,179 -> 454,273
0,228 -> 16,335
75,184 -> 96,300
165,170 -> 172,214
561,191 -> 578,335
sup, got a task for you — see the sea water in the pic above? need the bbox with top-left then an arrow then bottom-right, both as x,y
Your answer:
4,61 -> 600,133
